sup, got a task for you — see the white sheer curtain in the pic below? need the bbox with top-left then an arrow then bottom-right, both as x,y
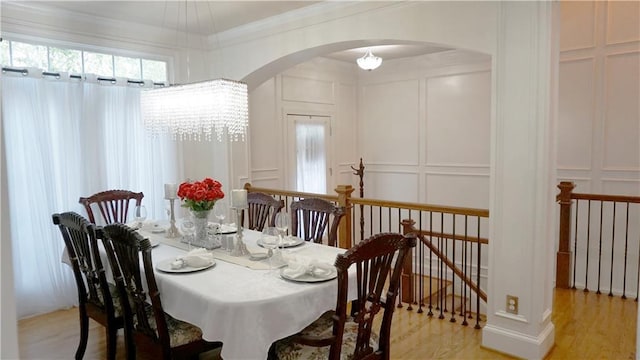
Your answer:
295,121 -> 326,194
1,70 -> 179,318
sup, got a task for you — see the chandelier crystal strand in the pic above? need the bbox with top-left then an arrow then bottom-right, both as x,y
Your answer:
140,79 -> 248,141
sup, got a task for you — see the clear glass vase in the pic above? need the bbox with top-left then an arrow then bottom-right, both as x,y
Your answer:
190,209 -> 212,248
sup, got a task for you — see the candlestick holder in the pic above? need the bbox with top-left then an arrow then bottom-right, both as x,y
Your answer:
230,206 -> 249,256
165,198 -> 180,238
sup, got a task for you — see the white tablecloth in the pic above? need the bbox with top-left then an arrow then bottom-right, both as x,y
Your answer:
142,228 -> 355,360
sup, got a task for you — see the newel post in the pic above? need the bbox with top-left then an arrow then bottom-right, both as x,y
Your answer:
556,181 -> 575,289
401,219 -> 416,306
335,185 -> 354,249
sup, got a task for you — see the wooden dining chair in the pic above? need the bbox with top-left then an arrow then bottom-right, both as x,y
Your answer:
101,223 -> 222,360
52,212 -> 124,360
243,192 -> 285,231
290,197 -> 345,246
269,232 -> 417,360
79,189 -> 144,225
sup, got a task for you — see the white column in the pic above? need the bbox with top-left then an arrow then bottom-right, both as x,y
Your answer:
482,2 -> 559,359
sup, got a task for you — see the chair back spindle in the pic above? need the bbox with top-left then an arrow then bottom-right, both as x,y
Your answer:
79,190 -> 144,225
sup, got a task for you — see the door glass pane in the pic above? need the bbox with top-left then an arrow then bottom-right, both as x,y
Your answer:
295,121 -> 326,193
11,41 -> 48,69
84,51 -> 113,76
49,47 -> 82,74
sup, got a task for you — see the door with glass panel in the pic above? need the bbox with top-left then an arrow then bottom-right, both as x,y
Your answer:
286,114 -> 332,194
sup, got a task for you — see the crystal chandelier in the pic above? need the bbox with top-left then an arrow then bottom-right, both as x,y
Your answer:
140,1 -> 248,142
356,49 -> 382,71
141,79 -> 248,141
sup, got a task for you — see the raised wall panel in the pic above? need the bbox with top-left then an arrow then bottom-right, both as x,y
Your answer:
425,173 -> 490,209
606,1 -> 640,45
560,1 -> 596,51
249,78 -> 280,173
558,58 -> 595,170
603,52 -> 640,170
364,171 -> 418,203
281,75 -> 334,104
360,80 -> 420,165
425,71 -> 491,166
335,83 -> 357,166
602,179 -> 640,196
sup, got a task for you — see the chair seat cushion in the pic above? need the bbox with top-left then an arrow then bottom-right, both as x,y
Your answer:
273,311 -> 379,360
93,283 -> 123,317
137,305 -> 204,347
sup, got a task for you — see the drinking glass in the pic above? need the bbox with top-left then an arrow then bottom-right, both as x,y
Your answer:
274,212 -> 290,248
180,218 -> 196,250
261,227 -> 281,272
133,205 -> 147,229
214,201 -> 227,226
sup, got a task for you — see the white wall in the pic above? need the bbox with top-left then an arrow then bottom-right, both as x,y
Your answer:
558,1 -> 640,195
248,57 -> 358,192
557,1 -> 640,296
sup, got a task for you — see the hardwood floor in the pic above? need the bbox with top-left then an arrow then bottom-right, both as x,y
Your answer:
18,288 -> 636,359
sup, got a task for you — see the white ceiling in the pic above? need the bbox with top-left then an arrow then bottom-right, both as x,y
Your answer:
26,1 -> 452,64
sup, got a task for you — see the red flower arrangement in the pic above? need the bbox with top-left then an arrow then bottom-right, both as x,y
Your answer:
177,178 -> 225,212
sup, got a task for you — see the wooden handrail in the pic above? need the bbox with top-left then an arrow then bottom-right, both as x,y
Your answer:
244,183 -> 338,202
351,197 -> 490,218
570,192 -> 640,203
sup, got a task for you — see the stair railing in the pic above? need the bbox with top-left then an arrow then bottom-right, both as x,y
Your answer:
244,182 -> 490,327
556,181 -> 640,299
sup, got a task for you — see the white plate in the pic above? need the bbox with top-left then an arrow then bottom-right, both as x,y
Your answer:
150,226 -> 166,233
280,266 -> 337,283
150,240 -> 160,248
257,236 -> 304,249
155,258 -> 216,273
207,224 -> 237,234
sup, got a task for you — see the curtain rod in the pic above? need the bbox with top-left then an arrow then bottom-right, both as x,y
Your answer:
1,67 -> 166,86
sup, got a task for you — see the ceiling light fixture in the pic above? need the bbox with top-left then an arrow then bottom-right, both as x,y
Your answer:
356,49 -> 382,71
140,2 -> 248,142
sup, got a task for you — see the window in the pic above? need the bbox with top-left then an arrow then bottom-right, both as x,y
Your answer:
1,39 -> 167,82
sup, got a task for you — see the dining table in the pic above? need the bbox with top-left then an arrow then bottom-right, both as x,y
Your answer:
134,223 -> 357,360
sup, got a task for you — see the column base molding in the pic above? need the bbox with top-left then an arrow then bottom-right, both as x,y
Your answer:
482,322 -> 555,360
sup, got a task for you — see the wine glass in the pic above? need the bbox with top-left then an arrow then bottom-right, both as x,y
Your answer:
133,205 -> 147,229
274,212 -> 290,248
261,227 -> 281,272
214,201 -> 227,227
180,218 -> 196,250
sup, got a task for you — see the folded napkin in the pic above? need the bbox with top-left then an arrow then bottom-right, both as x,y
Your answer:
281,254 -> 335,279
171,248 -> 214,269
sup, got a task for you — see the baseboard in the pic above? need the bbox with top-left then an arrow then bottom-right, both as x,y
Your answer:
482,321 -> 555,359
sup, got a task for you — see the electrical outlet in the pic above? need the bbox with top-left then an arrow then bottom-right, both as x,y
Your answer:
506,295 -> 518,315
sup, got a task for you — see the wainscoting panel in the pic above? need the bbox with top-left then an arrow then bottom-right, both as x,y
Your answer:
249,78 -> 280,175
360,80 -> 420,166
425,172 -> 490,209
605,1 -> 640,45
281,75 -> 334,104
602,51 -> 640,170
334,83 -> 357,167
558,58 -> 595,170
602,178 -> 640,196
560,1 -> 596,51
425,71 -> 491,166
363,170 -> 419,203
